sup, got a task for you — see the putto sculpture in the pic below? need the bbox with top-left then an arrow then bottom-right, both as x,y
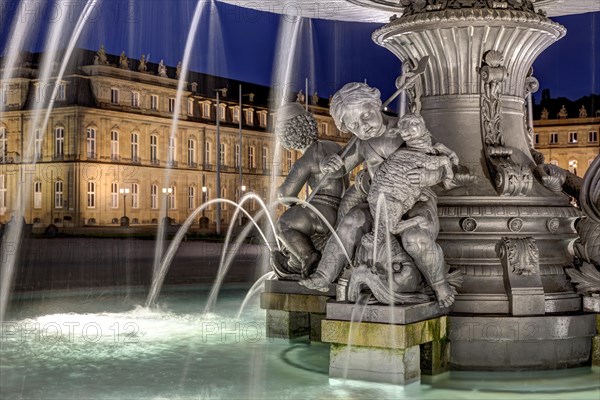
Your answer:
292,81 -> 464,308
271,102 -> 347,280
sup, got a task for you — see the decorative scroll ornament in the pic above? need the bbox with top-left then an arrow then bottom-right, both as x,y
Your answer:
478,50 -> 533,196
499,237 -> 540,276
398,0 -> 539,17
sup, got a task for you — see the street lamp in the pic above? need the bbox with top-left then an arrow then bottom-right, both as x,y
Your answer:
119,187 -> 130,227
201,186 -> 207,218
162,187 -> 173,225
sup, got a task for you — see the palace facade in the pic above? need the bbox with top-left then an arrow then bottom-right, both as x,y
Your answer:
0,49 -> 351,228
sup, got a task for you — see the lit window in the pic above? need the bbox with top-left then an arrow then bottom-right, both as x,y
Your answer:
131,183 -> 139,209
111,182 -> 119,208
33,180 -> 42,209
188,98 -> 194,115
111,88 -> 119,104
248,146 -> 255,169
151,95 -> 159,110
188,139 -> 196,165
188,186 -> 196,210
568,132 -> 578,143
235,144 -> 240,168
568,159 -> 578,176
54,180 -> 63,209
87,127 -> 96,158
262,146 -> 268,170
0,174 -> 6,210
55,127 -> 64,158
589,131 -> 598,143
132,92 -> 140,107
202,101 -> 211,118
205,141 -> 211,164
150,135 -> 158,163
220,143 -> 226,166
150,184 -> 158,209
168,137 -> 176,164
169,185 -> 176,210
319,122 -> 328,135
87,181 -> 96,208
286,150 -> 292,171
111,130 -> 119,160
550,160 -> 559,166
56,83 -> 66,101
549,132 -> 558,144
244,108 -> 254,125
34,129 -> 42,159
131,132 -> 139,162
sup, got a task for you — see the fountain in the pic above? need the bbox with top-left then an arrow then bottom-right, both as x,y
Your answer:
1,0 -> 600,398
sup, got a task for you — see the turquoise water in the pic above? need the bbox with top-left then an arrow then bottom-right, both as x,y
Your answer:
1,286 -> 599,400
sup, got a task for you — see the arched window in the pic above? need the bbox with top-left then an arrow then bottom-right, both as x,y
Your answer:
86,127 -> 96,158
87,181 -> 96,208
110,130 -> 119,160
187,139 -> 196,166
150,184 -> 158,209
188,185 -> 196,210
55,127 -> 65,158
169,184 -> 176,210
131,132 -> 139,162
0,125 -> 7,158
150,134 -> 158,164
110,182 -> 119,208
54,180 -> 64,209
131,183 -> 139,209
33,180 -> 42,209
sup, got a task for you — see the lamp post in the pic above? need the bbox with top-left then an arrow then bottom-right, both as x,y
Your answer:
119,187 -> 130,227
201,186 -> 207,217
162,187 -> 172,225
215,88 -> 227,236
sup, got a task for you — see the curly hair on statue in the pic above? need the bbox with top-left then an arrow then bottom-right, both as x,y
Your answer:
276,103 -> 318,151
330,82 -> 382,132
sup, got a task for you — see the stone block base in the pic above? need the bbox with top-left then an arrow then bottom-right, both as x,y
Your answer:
266,309 -> 309,339
592,335 -> 600,367
329,343 -> 420,385
583,296 -> 600,313
420,339 -> 450,375
449,314 -> 596,370
309,313 -> 325,342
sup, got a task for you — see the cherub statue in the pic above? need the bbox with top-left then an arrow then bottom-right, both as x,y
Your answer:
579,105 -> 588,118
271,102 -> 347,280
541,107 -> 549,120
158,60 -> 168,77
296,90 -> 305,103
96,44 -> 109,65
176,61 -> 182,79
119,51 -> 129,69
138,55 -> 147,72
557,104 -> 568,119
300,82 -> 459,307
312,91 -> 319,105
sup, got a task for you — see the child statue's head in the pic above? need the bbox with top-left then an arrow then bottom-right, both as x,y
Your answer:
275,102 -> 318,151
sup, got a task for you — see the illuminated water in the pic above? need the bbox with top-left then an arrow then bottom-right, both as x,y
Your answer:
2,286 -> 599,400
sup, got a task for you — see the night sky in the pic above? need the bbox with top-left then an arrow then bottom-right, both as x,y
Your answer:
0,1 -> 597,102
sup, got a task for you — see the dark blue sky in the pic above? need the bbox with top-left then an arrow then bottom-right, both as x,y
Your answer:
1,1 -> 597,102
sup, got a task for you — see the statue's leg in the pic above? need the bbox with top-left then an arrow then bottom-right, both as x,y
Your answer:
299,203 -> 372,291
401,200 -> 454,308
336,184 -> 368,226
276,206 -> 318,266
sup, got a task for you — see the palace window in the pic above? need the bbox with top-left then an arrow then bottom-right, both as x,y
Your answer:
0,175 -> 6,209
150,135 -> 158,163
86,127 -> 96,158
0,126 -> 6,157
258,111 -> 268,127
168,137 -> 176,164
111,88 -> 119,104
55,127 -> 64,158
232,106 -> 240,123
132,92 -> 140,107
549,132 -> 558,144
589,131 -> 598,143
87,181 -> 96,208
286,150 -> 293,171
188,139 -> 196,165
33,180 -> 42,209
188,186 -> 196,210
151,95 -> 159,110
221,186 -> 227,210
188,98 -> 194,115
205,141 -> 211,164
54,180 -> 63,209
319,122 -> 329,135
111,130 -> 119,160
202,101 -> 211,118
220,143 -> 226,166
218,104 -> 227,121
169,98 -> 176,113
244,108 -> 254,125
262,146 -> 268,170
534,133 -> 539,145
169,185 -> 176,210
568,159 -> 578,176
111,182 -> 119,208
150,184 -> 158,209
34,129 -> 42,159
248,146 -> 256,169
235,144 -> 240,168
131,132 -> 139,162
56,83 -> 66,101
568,132 -> 578,144
131,183 -> 139,209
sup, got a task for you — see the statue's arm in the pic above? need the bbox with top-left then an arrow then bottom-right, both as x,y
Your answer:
277,156 -> 311,198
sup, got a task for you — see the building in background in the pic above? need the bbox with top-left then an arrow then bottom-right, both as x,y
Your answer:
533,91 -> 599,177
0,49 -> 352,229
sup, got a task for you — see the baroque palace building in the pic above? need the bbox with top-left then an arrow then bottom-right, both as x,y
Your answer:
533,99 -> 600,178
0,48 -> 351,228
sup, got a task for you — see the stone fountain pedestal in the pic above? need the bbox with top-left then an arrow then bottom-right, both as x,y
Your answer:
321,301 -> 450,384
260,280 -> 335,341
